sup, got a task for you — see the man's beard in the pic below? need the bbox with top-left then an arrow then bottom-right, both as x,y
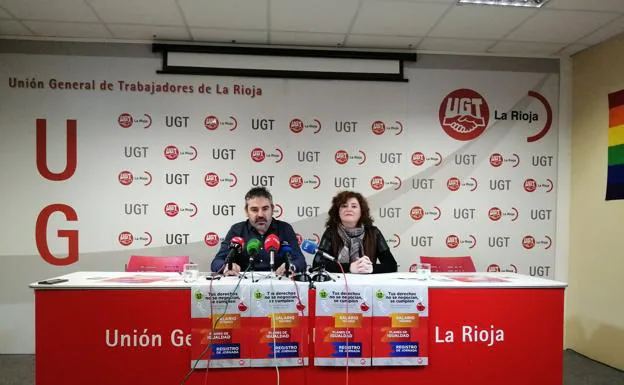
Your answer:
252,218 -> 270,232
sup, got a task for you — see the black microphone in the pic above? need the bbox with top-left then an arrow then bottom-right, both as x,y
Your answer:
280,241 -> 294,274
225,236 -> 245,271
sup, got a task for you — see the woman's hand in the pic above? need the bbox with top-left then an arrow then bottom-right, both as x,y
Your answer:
349,256 -> 373,274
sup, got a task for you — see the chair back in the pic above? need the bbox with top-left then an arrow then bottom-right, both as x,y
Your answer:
125,255 -> 190,273
418,256 -> 476,272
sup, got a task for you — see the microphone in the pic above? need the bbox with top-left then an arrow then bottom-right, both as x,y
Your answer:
264,234 -> 281,271
246,239 -> 262,267
280,241 -> 293,274
226,236 -> 245,271
301,240 -> 336,262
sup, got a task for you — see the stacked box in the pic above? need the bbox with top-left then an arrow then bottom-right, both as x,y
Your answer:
190,280 -> 252,368
249,279 -> 309,367
314,281 -> 372,366
371,281 -> 429,366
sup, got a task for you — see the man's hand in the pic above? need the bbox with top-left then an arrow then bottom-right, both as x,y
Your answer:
275,263 -> 287,276
223,263 -> 241,276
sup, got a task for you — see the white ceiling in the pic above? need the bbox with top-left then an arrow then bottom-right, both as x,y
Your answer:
0,0 -> 623,57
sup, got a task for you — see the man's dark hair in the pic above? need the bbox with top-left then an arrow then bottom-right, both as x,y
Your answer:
244,187 -> 273,209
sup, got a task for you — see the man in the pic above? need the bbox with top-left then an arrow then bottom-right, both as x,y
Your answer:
211,187 -> 307,276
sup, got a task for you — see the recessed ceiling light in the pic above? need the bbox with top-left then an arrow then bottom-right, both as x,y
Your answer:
457,0 -> 550,8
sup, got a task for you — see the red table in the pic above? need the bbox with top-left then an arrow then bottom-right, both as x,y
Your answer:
32,272 -> 565,385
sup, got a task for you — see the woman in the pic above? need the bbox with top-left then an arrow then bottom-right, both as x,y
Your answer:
313,191 -> 397,274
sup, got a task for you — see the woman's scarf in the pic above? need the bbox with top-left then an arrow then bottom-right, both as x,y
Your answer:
337,224 -> 365,263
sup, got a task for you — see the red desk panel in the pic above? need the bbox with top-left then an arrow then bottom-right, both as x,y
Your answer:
35,286 -> 563,385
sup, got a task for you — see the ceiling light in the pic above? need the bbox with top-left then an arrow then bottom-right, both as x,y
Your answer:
457,0 -> 550,8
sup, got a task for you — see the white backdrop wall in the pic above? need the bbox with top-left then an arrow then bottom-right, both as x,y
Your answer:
0,51 -> 560,353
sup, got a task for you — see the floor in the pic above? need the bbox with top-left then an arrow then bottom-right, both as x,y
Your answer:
0,349 -> 622,385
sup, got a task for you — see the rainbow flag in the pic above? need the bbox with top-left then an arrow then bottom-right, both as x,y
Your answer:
607,89 -> 624,200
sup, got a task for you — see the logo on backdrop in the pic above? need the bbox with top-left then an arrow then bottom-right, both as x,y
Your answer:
522,235 -> 552,250
370,176 -> 402,191
412,178 -> 435,190
446,177 -> 478,192
273,203 -> 283,219
251,118 -> 275,131
529,209 -> 552,221
488,207 -> 519,221
118,231 -> 152,247
334,176 -> 358,189
289,118 -> 322,134
529,265 -> 552,277
488,236 -> 511,248
523,178 -> 554,193
453,208 -> 477,220
410,206 -> 441,221
289,175 -> 321,189
411,151 -> 442,167
371,120 -> 404,135
411,235 -> 434,248
453,153 -> 478,166
124,203 -> 149,215
439,89 -> 489,141
163,145 -> 197,161
204,172 -> 238,188
379,152 -> 403,164
531,155 -> 554,167
335,120 -> 358,133
489,153 -> 520,168
296,233 -> 321,246
379,206 -> 402,219
385,234 -> 401,248
335,150 -> 366,165
487,263 -> 518,273
118,170 -> 152,186
250,147 -> 283,163
204,232 -> 222,247
526,91 -> 553,142
212,148 -> 236,160
204,115 -> 238,131
124,146 -> 149,158
164,202 -> 198,217
491,91 -> 553,142
118,112 -> 152,129
445,234 -> 477,249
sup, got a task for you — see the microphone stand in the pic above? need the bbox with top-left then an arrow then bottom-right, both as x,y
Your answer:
269,249 -> 276,275
240,252 -> 258,281
292,267 -> 312,283
282,256 -> 291,278
309,255 -> 334,286
261,249 -> 280,282
247,253 -> 275,283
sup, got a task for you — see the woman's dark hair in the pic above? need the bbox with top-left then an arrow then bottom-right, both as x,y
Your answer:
325,191 -> 378,262
325,190 -> 373,228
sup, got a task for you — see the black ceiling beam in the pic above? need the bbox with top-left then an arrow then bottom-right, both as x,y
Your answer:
152,43 -> 417,62
152,43 -> 416,82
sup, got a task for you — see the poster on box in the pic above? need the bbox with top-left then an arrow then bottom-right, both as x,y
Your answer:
190,281 -> 252,368
372,282 -> 429,366
249,279 -> 309,367
314,281 -> 372,366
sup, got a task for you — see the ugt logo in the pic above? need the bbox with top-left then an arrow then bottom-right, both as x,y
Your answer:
439,89 -> 489,141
